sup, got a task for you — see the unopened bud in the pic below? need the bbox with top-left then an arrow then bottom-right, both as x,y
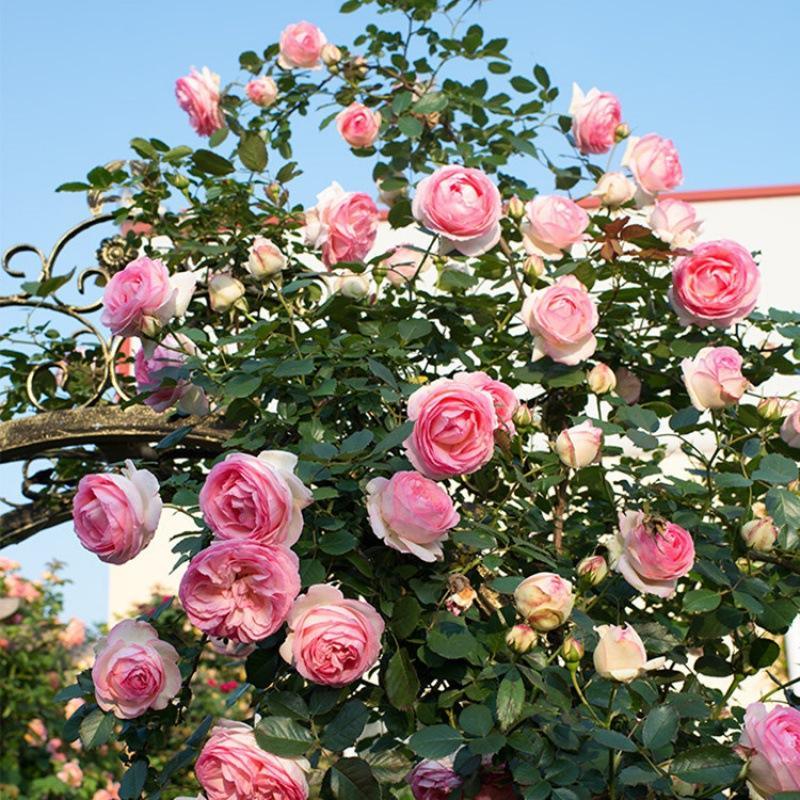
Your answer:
321,44 -> 342,67
576,555 -> 608,587
169,173 -> 191,190
757,396 -> 784,421
507,196 -> 525,220
741,517 -> 778,552
344,56 -> 368,81
506,624 -> 537,654
265,182 -> 283,204
587,363 -> 616,395
335,271 -> 370,299
562,636 -> 584,663
591,172 -> 636,208
614,123 -> 631,143
523,254 -> 545,280
209,273 -> 246,313
512,404 -> 534,431
140,315 -> 163,339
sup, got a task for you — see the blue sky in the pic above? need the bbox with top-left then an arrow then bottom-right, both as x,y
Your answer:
1,0 -> 798,622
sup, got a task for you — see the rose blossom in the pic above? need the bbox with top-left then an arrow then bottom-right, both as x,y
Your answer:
6,575 -> 40,601
569,83 -> 623,155
738,702 -> 800,798
681,346 -> 749,411
521,276 -> 598,365
649,198 -> 702,249
92,619 -> 180,719
454,371 -> 519,433
278,21 -> 327,70
101,257 -> 195,337
622,133 -> 683,195
72,460 -> 162,564
25,718 -> 47,746
175,67 -> 224,137
381,246 -> 429,286
741,517 -> 778,552
303,182 -> 379,267
336,102 -> 382,148
514,572 -> 575,631
587,363 -> 616,394
196,720 -> 308,800
408,759 -> 463,800
522,195 -> 589,259
366,470 -> 460,562
593,624 -> 665,682
246,76 -> 278,108
57,760 -> 83,788
591,172 -> 636,208
280,583 -> 384,687
179,540 -> 300,643
246,237 -> 287,280
670,239 -> 761,329
0,557 -> 20,572
403,377 -> 498,480
780,403 -> 800,448
412,165 -> 502,257
555,420 -> 603,468
92,781 -> 122,800
608,510 -> 695,598
64,698 -> 84,719
58,617 -> 86,649
199,450 -> 312,546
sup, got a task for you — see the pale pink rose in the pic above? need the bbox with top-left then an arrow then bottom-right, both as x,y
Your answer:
246,237 -> 287,280
521,275 -> 598,365
72,460 -> 162,565
681,346 -> 748,411
569,83 -> 623,155
591,172 -> 636,208
208,273 -> 245,313
0,557 -> 20,572
179,540 -> 300,643
514,573 -> 575,631
649,198 -> 702,249
59,617 -> 86,649
175,67 -> 224,137
739,703 -> 800,797
92,619 -> 180,719
25,718 -> 48,746
614,367 -> 642,404
622,133 -> 683,195
781,403 -> 800,448
303,182 -> 379,267
280,583 -> 384,687
609,511 -> 695,598
57,760 -> 83,788
64,698 -> 85,719
404,377 -> 498,480
278,21 -> 327,70
593,624 -> 665,682
134,333 -> 205,414
101,257 -> 195,337
408,759 -> 463,800
555,420 -> 603,468
741,517 -> 778,552
197,720 -> 308,800
336,102 -> 382,148
522,195 -> 589,259
5,575 -> 41,602
505,623 -> 537,653
199,450 -> 312,546
454,371 -> 519,433
670,240 -> 761,329
587,363 -> 616,394
92,781 -> 121,800
366,471 -> 460,562
246,76 -> 278,108
576,555 -> 608,586
412,165 -> 502,256
381,246 -> 429,286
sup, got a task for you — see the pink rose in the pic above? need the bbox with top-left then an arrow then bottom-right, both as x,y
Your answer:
408,759 -> 463,800
57,760 -> 83,788
336,102 -> 382,148
246,76 -> 278,108
610,511 -> 695,598
58,617 -> 86,649
381,246 -> 429,286
6,575 -> 40,602
0,557 -> 20,572
101,256 -> 195,337
741,517 -> 778,552
196,720 -> 308,800
64,698 -> 84,719
555,420 -> 603,468
25,718 -> 48,746
569,83 -> 623,155
681,346 -> 749,411
591,172 -> 636,208
91,619 -> 180,719
304,182 -> 379,267
278,21 -> 327,70
72,460 -> 162,564
454,371 -> 519,433
522,195 -> 589,259
404,377 -> 498,480
514,572 -> 575,631
670,239 -> 761,328
739,703 -> 800,798
247,237 -> 287,280
199,450 -> 312,546
593,624 -> 665,682
366,470 -> 460,562
180,540 -> 300,642
412,165 -> 502,256
175,67 -> 224,137
622,133 -> 683,195
92,781 -> 121,800
521,275 -> 598,365
280,583 -> 384,687
781,403 -> 800,448
649,198 -> 702,249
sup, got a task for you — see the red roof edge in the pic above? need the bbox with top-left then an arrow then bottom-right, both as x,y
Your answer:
578,183 -> 800,209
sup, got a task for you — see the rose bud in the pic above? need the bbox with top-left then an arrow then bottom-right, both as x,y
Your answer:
593,624 -> 665,683
591,172 -> 636,208
507,196 -> 525,220
506,624 -> 537,654
555,421 -> 603,468
757,396 -> 784,421
208,273 -> 246,313
246,76 -> 278,108
615,123 -> 631,142
514,572 -> 575,632
587,363 -> 616,395
780,403 -> 800,448
246,237 -> 287,281
576,555 -> 608,586
336,272 -> 370,299
522,254 -> 545,280
321,43 -> 342,67
562,636 -> 585,663
512,404 -> 534,431
741,518 -> 778,552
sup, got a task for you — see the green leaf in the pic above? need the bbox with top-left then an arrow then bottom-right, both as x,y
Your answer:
385,648 -> 419,710
428,618 -> 479,660
391,595 -> 421,638
510,76 -> 537,93
255,716 -> 314,757
682,589 -> 722,614
460,704 -> 493,737
238,133 -> 268,172
592,729 -> 637,752
154,425 -> 194,451
748,637 -> 780,669
752,453 -> 798,485
119,760 -> 148,800
54,683 -> 84,702
766,487 -> 800,530
373,421 -> 414,454
340,430 -> 374,454
408,724 -> 463,759
398,116 -> 424,138
191,149 -> 235,176
670,744 -> 743,785
79,709 -> 115,749
225,374 -> 262,398
319,530 -> 357,555
642,706 -> 679,751
412,92 -> 448,114
56,181 -> 91,192
320,701 -> 370,752
245,648 -> 280,688
398,318 -> 433,341
392,91 -> 413,114
274,359 -> 315,378
496,667 -> 525,731
327,757 -> 380,800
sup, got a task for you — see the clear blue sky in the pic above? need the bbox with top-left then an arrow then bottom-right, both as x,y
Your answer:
1,0 -> 799,623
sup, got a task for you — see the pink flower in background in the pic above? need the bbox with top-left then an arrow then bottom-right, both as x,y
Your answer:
64,698 -> 85,719
408,759 -> 463,800
58,617 -> 86,649
92,781 -> 121,800
366,470 -> 460,561
246,76 -> 278,108
738,703 -> 800,797
179,540 -> 300,643
0,557 -> 20,572
381,246 -> 429,286
175,67 -> 224,136
521,275 -> 598,365
280,583 -> 384,687
25,718 -> 48,746
72,460 -> 162,565
593,624 -> 665,682
522,195 -> 589,259
514,572 -> 575,631
649,198 -> 702,248
454,371 -> 519,433
681,346 -> 749,410
622,133 -> 683,194
336,102 -> 382,148
670,239 -> 761,328
781,403 -> 800,448
569,83 -> 623,154
196,720 -> 308,800
5,575 -> 41,602
609,511 -> 695,598
199,450 -> 312,546
404,377 -> 498,479
278,21 -> 327,69
57,760 -> 83,788
412,165 -> 502,256
555,420 -> 603,468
